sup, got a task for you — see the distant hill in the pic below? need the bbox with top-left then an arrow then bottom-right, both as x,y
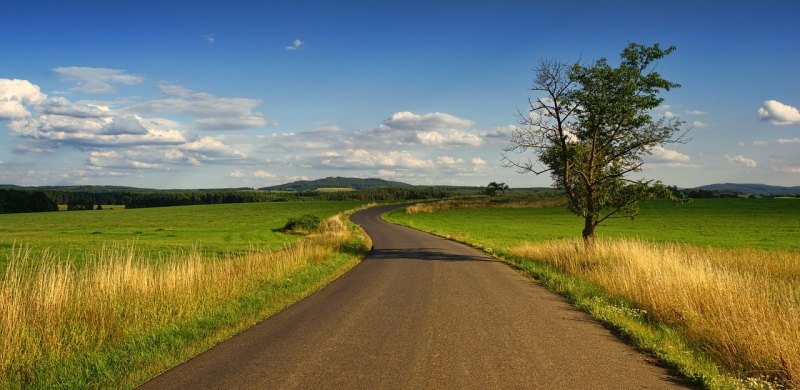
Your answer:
691,183 -> 800,195
261,177 -> 413,192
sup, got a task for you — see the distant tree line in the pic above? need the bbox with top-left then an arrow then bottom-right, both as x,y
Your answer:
306,187 -> 451,201
0,189 -> 58,214
123,191 -> 286,208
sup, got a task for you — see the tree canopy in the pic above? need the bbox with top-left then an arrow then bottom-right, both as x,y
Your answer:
504,43 -> 687,245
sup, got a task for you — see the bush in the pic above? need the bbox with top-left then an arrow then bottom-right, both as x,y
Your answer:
282,214 -> 321,232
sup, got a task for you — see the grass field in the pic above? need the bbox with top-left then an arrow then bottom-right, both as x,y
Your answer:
386,197 -> 800,388
0,201 -> 370,388
389,198 -> 800,251
0,200 -> 366,268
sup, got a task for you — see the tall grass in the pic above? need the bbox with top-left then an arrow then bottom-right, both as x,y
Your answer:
405,195 -> 564,214
0,212 -> 368,387
510,239 -> 800,387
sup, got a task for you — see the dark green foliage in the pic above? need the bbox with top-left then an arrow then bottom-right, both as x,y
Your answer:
0,189 -> 58,214
485,182 -> 509,196
282,214 -> 321,232
505,43 -> 687,244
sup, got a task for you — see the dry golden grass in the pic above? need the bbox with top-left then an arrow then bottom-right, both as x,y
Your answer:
406,195 -> 564,214
510,239 -> 800,387
0,212 -> 366,381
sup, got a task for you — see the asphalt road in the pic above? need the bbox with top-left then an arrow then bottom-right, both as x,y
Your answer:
139,204 -> 688,389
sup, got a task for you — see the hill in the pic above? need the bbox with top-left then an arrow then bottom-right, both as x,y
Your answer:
261,177 -> 412,192
692,183 -> 800,196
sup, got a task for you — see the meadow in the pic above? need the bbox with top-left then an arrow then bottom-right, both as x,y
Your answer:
0,200 -> 365,267
386,197 -> 800,388
390,198 -> 800,251
0,201 -> 370,388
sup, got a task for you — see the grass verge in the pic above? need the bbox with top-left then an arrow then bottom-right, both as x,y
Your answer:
0,208 -> 372,389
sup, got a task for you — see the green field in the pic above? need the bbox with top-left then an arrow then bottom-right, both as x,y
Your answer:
0,200 -> 366,267
386,198 -> 800,250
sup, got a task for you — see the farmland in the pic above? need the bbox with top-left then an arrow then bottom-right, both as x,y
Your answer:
386,197 -> 800,388
0,200 -> 366,268
387,197 -> 800,251
0,200 -> 370,388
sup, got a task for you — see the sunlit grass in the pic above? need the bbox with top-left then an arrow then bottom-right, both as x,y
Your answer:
0,210 -> 371,388
510,239 -> 799,388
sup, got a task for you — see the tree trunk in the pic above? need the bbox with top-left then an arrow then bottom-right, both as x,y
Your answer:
582,216 -> 596,248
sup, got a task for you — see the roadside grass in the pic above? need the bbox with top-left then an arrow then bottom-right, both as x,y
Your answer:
394,198 -> 800,251
0,200 -> 366,268
0,207 -> 372,389
386,198 -> 800,388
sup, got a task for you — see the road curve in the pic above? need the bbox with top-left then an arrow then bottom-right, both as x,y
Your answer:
139,204 -> 688,389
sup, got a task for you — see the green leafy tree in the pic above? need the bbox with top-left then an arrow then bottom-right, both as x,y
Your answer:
504,43 -> 687,245
485,182 -> 509,196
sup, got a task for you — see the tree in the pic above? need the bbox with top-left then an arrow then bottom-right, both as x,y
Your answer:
504,43 -> 687,246
485,182 -> 509,196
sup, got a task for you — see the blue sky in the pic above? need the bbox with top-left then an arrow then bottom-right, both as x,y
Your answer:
1,0 -> 798,188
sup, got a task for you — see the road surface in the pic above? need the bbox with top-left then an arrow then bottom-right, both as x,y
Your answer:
140,205 -> 687,389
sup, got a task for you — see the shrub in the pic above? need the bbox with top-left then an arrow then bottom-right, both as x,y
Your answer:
282,214 -> 321,232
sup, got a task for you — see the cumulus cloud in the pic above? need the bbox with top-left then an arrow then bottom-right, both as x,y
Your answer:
725,154 -> 757,167
691,121 -> 709,128
647,146 -> 699,168
87,150 -> 161,170
686,110 -> 707,115
133,83 -> 272,130
416,129 -> 482,147
758,100 -> 800,125
179,137 -> 247,159
772,165 -> 800,173
317,149 -> 433,169
0,79 -> 47,118
650,145 -> 690,162
436,156 -> 464,165
253,169 -> 275,178
350,111 -> 483,149
778,137 -> 800,144
382,111 -> 474,131
54,67 -> 144,94
230,170 -> 244,177
471,157 -> 487,166
286,38 -> 303,51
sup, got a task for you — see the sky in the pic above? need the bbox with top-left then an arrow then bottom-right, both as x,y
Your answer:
0,1 -> 798,189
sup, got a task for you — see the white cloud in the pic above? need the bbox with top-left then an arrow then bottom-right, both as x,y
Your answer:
650,145 -> 690,162
285,38 -> 303,51
179,137 -> 246,158
382,111 -> 474,131
758,100 -> 800,125
0,79 -> 47,118
725,154 -> 757,167
253,169 -> 275,178
691,121 -> 709,128
772,165 -> 800,173
752,140 -> 770,146
664,111 -> 677,118
436,156 -> 464,165
230,170 -> 245,177
777,137 -> 800,144
133,83 -> 271,130
87,150 -> 161,170
204,34 -> 215,45
686,110 -> 707,115
317,149 -> 433,169
647,146 -> 699,168
54,67 -> 144,94
472,157 -> 487,166
416,129 -> 483,147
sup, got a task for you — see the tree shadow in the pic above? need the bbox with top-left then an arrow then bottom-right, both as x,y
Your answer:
367,248 -> 494,262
